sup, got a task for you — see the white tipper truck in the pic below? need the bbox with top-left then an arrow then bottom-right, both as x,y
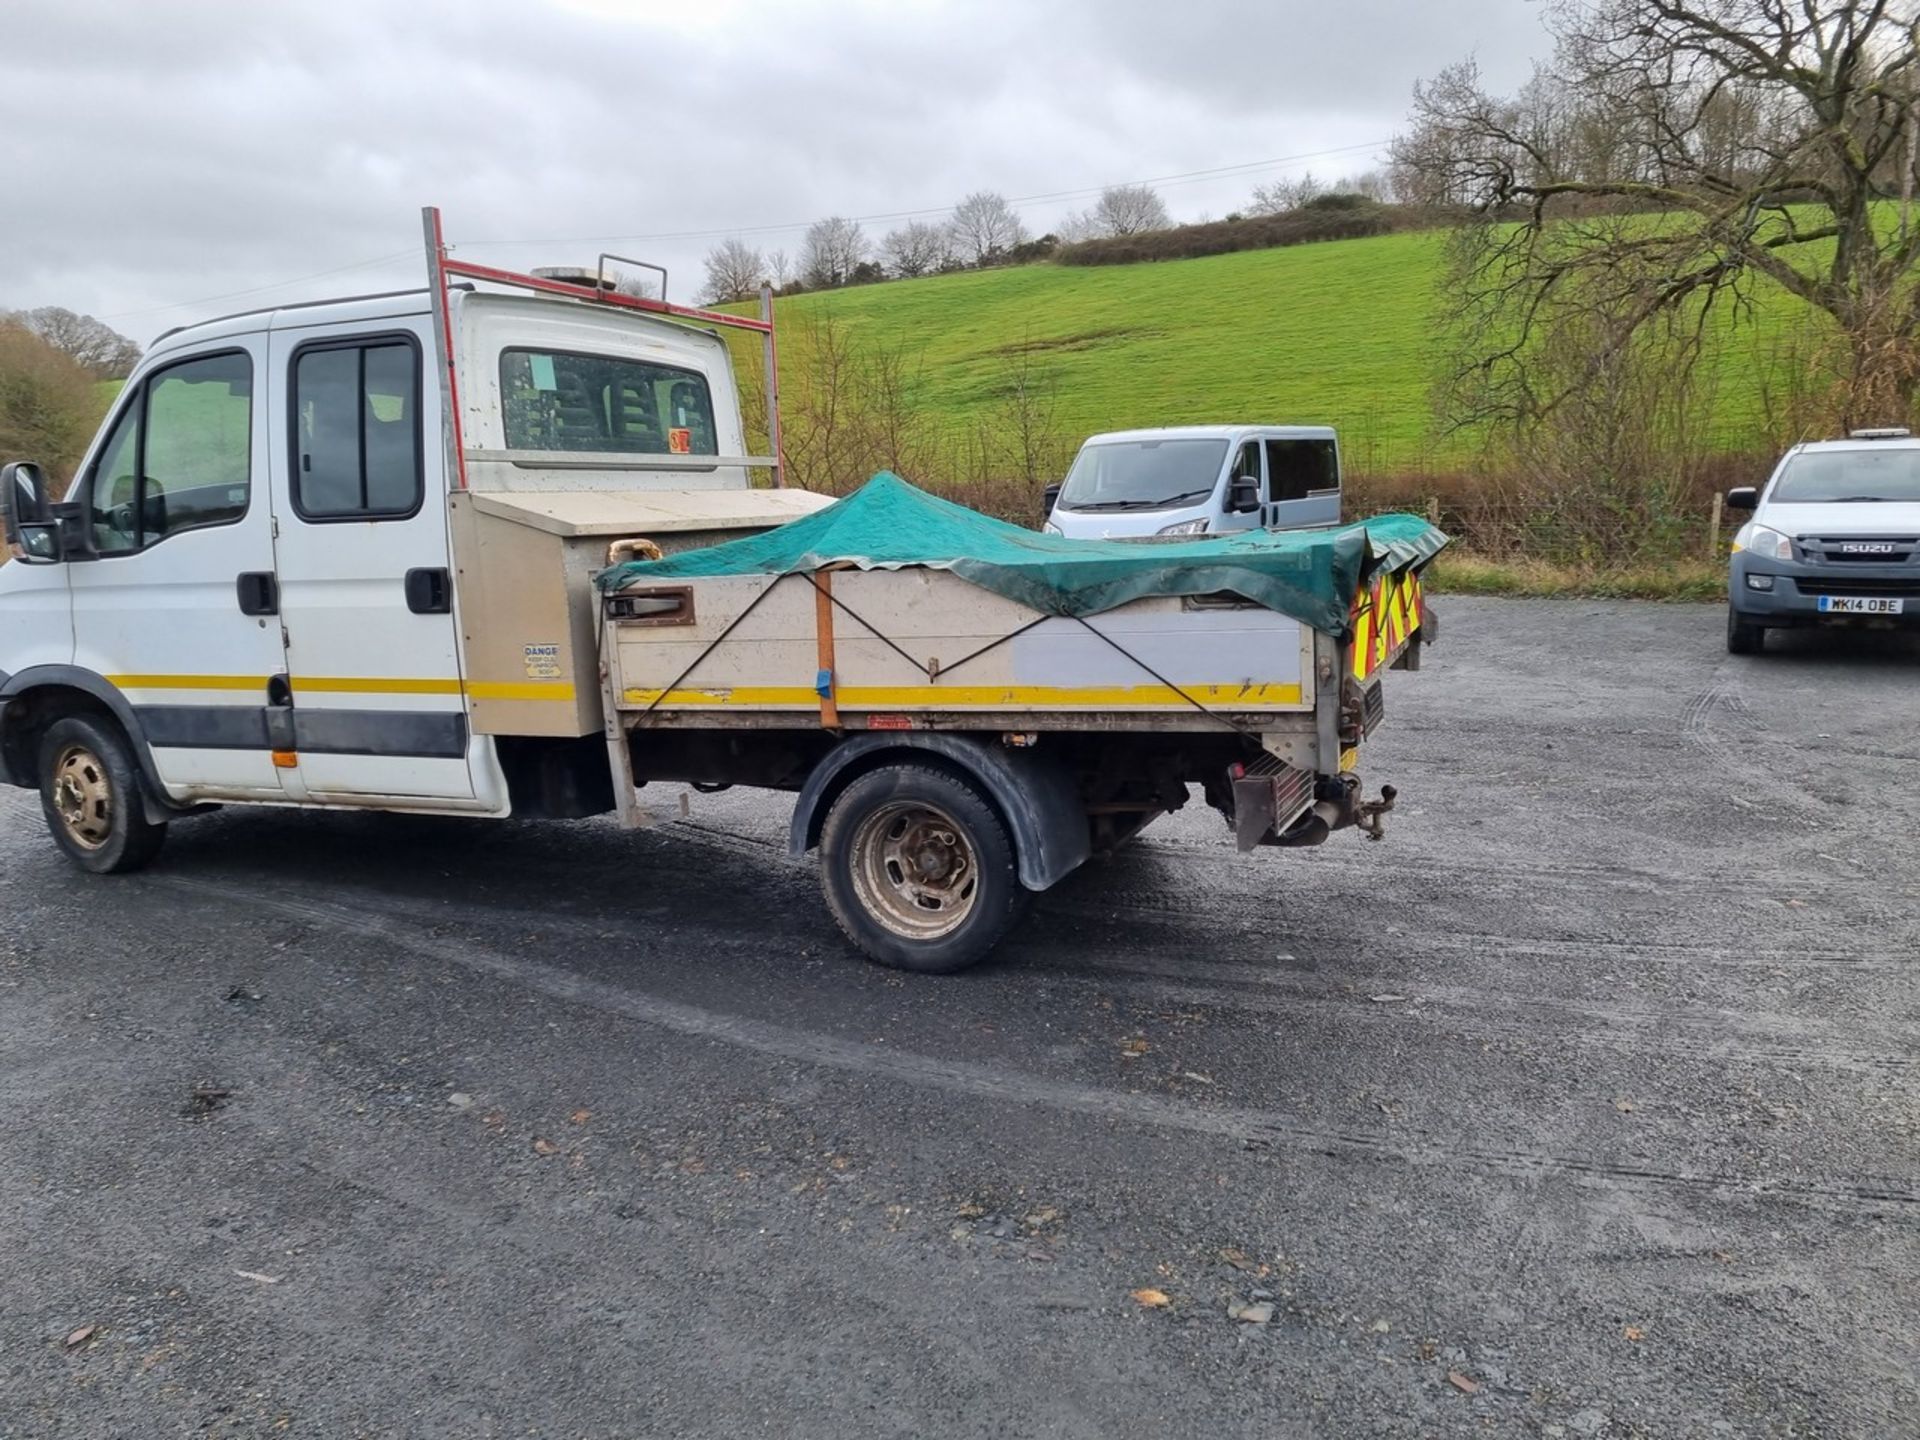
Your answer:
0,209 -> 1441,973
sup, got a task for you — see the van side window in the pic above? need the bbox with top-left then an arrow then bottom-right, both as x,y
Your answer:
86,351 -> 252,556
292,338 -> 423,519
1265,438 -> 1338,503
1231,441 -> 1262,483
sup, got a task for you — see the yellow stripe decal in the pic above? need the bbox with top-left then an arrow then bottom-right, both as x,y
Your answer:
105,673 -> 571,703
106,674 -> 269,692
466,681 -> 578,702
294,676 -> 465,696
621,682 -> 1304,709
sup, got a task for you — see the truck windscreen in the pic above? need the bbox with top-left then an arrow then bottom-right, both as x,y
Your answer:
1056,439 -> 1228,511
501,349 -> 717,455
1772,449 -> 1920,502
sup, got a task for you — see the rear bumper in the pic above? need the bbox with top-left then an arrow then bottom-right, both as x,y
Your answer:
1729,554 -> 1920,627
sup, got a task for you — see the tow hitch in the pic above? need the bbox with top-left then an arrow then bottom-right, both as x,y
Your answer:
1356,783 -> 1398,841
1228,763 -> 1402,849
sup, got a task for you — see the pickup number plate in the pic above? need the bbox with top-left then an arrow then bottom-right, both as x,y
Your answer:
1817,596 -> 1904,615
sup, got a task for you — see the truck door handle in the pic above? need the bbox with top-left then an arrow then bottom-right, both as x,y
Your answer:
404,567 -> 452,615
237,572 -> 278,616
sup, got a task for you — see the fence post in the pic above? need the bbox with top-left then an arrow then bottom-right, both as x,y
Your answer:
1707,491 -> 1724,560
1426,496 -> 1440,527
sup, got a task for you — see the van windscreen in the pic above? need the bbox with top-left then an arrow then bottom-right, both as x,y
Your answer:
1056,438 -> 1228,511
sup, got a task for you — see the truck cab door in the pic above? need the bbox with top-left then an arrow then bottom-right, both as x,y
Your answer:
66,342 -> 293,802
1261,436 -> 1342,531
264,319 -> 483,806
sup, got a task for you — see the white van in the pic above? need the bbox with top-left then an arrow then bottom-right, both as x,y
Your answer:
1044,425 -> 1341,539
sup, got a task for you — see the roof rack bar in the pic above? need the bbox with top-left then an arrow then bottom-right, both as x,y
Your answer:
598,252 -> 668,303
422,206 -> 472,491
420,204 -> 786,490
439,256 -> 772,335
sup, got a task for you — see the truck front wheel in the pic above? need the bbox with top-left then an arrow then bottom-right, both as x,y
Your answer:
1727,605 -> 1767,655
818,764 -> 1026,973
37,715 -> 168,874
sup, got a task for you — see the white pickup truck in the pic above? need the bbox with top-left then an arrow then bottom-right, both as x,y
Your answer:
0,209 -> 1441,973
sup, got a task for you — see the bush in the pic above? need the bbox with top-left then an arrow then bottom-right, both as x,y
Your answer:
1302,192 -> 1374,212
0,321 -> 100,482
1055,204 -> 1421,266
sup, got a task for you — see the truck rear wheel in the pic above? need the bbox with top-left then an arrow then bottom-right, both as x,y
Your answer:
37,715 -> 168,874
818,764 -> 1026,973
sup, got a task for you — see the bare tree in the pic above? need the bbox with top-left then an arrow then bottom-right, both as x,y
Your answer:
699,237 -> 767,304
800,216 -> 869,289
9,306 -> 141,378
766,249 -> 794,290
1250,172 -> 1321,215
778,310 -> 932,492
946,191 -> 1029,265
1250,169 -> 1390,215
881,220 -> 951,278
1397,2 -> 1920,429
612,274 -> 658,301
1055,208 -> 1101,242
1091,183 -> 1171,236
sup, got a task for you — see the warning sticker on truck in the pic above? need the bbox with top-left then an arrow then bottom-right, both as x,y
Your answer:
523,643 -> 563,679
668,427 -> 692,454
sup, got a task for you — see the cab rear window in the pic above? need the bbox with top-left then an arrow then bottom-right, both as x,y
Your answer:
500,349 -> 717,456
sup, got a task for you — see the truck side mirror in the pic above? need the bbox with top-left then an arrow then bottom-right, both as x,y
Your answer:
1226,474 -> 1260,513
1725,486 -> 1758,512
1042,482 -> 1062,518
1,461 -> 59,563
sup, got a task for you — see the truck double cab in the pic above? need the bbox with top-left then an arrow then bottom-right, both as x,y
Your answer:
1726,428 -> 1920,653
1044,425 -> 1341,539
0,209 -> 1440,973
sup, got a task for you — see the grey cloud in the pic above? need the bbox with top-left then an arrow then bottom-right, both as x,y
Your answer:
0,0 -> 1550,334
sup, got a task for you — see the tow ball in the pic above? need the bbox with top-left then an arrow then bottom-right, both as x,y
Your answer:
1356,784 -> 1398,842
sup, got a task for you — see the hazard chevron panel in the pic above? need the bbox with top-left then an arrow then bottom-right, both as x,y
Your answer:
1349,567 -> 1427,682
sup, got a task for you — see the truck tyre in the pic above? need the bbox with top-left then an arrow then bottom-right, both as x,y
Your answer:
1726,606 -> 1766,655
818,763 -> 1027,974
37,715 -> 168,874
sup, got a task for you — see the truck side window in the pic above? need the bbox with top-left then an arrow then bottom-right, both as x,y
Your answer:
87,351 -> 252,556
292,337 -> 423,520
1265,438 -> 1339,503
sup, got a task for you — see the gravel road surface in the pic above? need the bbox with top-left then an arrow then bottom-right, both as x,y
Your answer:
1,598 -> 1915,1439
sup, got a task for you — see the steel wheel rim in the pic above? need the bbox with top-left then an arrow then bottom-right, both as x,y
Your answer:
850,800 -> 979,940
52,743 -> 113,850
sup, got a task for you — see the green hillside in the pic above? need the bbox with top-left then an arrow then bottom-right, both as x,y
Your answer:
756,229 -> 1812,474
86,230 -> 1815,481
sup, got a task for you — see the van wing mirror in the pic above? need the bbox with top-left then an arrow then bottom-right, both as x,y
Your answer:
1,461 -> 60,562
1226,474 -> 1261,513
1725,486 -> 1759,512
2,461 -> 50,535
1042,482 -> 1062,518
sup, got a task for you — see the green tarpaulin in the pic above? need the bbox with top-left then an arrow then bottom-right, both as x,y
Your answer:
595,473 -> 1447,636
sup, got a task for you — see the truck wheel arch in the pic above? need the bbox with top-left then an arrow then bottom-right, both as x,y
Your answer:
0,667 -> 177,820
788,733 -> 1092,892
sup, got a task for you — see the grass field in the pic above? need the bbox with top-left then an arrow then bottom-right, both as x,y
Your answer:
751,228 -> 1815,475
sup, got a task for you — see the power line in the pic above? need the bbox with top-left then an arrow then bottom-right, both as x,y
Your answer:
108,137 -> 1393,321
99,249 -> 419,322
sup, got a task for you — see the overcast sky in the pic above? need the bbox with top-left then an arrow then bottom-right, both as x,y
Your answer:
1,0 -> 1547,340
